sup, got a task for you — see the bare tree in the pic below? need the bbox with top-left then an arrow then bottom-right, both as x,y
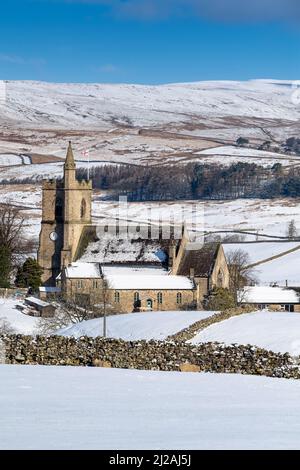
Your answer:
0,202 -> 35,286
226,249 -> 257,304
0,203 -> 25,254
37,294 -> 97,335
37,279 -> 114,336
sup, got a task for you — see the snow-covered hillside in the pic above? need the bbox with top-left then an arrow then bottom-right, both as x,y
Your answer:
0,79 -> 299,175
1,79 -> 299,128
223,242 -> 300,266
254,249 -> 300,286
2,365 -> 300,449
190,311 -> 300,355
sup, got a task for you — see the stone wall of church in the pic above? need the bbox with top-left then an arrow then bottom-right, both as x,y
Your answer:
210,245 -> 230,289
62,181 -> 92,263
195,277 -> 209,305
38,175 -> 92,284
63,279 -> 196,312
113,289 -> 196,313
38,180 -> 65,285
63,278 -> 106,305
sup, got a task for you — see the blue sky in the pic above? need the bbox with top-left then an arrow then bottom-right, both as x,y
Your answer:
0,0 -> 299,84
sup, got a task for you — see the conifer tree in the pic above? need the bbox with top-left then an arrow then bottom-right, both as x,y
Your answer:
15,258 -> 43,290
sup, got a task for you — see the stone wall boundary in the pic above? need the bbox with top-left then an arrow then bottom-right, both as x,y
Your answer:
167,305 -> 255,342
1,333 -> 300,380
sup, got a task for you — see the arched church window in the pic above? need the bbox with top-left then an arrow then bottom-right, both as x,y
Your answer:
80,199 -> 87,219
55,198 -> 63,219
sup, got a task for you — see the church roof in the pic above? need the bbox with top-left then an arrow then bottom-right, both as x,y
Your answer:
79,235 -> 169,265
64,262 -> 101,278
61,262 -> 194,290
176,242 -> 220,277
102,265 -> 194,290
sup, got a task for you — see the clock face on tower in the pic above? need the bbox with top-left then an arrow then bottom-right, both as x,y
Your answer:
49,231 -> 58,242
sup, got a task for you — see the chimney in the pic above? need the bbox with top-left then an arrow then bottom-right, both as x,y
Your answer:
168,242 -> 177,269
189,268 -> 195,280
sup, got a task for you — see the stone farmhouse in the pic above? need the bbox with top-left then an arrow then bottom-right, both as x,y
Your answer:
239,286 -> 300,312
38,143 -> 230,312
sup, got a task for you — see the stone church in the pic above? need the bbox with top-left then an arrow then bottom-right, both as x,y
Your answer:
38,143 -> 229,312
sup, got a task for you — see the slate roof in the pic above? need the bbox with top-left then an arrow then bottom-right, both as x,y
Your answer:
176,243 -> 220,277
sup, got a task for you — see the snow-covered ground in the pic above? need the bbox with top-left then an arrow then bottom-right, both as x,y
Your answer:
2,184 -> 300,246
198,145 -> 297,167
0,299 -> 41,335
0,297 -> 214,340
190,311 -> 300,355
59,310 -> 215,340
0,153 -> 31,166
200,145 -> 292,159
254,249 -> 300,286
1,365 -> 300,449
223,242 -> 300,265
93,197 -> 300,239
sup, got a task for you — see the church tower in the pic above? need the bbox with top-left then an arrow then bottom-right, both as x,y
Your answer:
38,142 -> 92,285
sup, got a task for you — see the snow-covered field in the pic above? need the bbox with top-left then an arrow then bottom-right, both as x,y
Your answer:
2,182 -> 300,245
59,310 -> 215,340
223,242 -> 300,266
93,197 -> 300,239
198,145 -> 298,167
190,311 -> 300,355
1,365 -> 300,449
200,145 -> 293,159
0,297 -> 214,339
224,240 -> 300,286
254,249 -> 300,286
0,153 -> 31,166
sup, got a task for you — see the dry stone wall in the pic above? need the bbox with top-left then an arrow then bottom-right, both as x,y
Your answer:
167,306 -> 254,342
1,333 -> 300,380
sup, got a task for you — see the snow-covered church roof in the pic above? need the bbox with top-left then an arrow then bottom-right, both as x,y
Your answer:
61,262 -> 194,290
102,265 -> 194,290
78,235 -> 168,265
64,262 -> 101,278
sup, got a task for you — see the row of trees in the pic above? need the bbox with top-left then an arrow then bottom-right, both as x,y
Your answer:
76,161 -> 300,202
